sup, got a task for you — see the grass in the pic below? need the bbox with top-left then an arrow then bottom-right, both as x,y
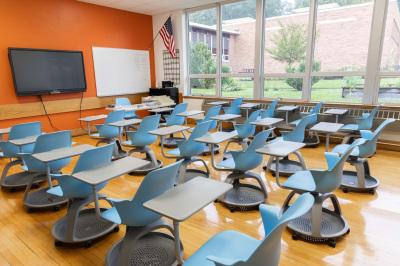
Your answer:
191,78 -> 400,104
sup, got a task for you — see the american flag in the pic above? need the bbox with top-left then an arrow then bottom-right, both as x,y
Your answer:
159,17 -> 177,58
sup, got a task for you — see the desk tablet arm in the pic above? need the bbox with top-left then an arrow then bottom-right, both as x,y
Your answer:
207,256 -> 244,266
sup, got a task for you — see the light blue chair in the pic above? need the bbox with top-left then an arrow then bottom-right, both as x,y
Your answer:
166,121 -> 212,184
265,114 -> 316,176
184,193 -> 314,266
194,105 -> 222,155
20,131 -> 72,211
162,103 -> 188,147
91,110 -> 125,159
0,122 -> 42,191
47,144 -> 119,246
279,139 -> 365,247
101,160 -> 182,266
290,102 -> 323,127
332,118 -> 395,194
223,110 -> 262,155
341,105 -> 380,132
123,114 -> 163,174
260,99 -> 279,118
217,130 -> 272,211
116,97 -> 137,119
223,98 -> 243,115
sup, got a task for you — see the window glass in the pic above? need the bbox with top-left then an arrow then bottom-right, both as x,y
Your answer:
221,77 -> 254,98
190,78 -> 217,96
264,77 -> 303,99
311,76 -> 364,103
378,77 -> 400,104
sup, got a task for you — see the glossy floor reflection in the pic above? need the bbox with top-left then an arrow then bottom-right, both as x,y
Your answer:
0,134 -> 399,265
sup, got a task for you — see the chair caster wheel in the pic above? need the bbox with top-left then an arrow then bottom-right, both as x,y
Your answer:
31,183 -> 40,189
346,229 -> 350,235
54,241 -> 62,247
229,208 -> 235,213
215,151 -> 220,154
9,188 -> 16,192
84,241 -> 92,248
53,206 -> 60,212
113,226 -> 119,233
262,166 -> 267,171
328,240 -> 336,248
26,208 -> 33,213
292,234 -> 299,241
214,199 -> 218,203
369,189 -> 375,195
342,188 -> 348,193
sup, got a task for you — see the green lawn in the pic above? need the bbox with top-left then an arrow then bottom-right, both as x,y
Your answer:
191,78 -> 400,104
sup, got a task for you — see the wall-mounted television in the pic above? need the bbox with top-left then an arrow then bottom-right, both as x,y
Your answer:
8,48 -> 87,96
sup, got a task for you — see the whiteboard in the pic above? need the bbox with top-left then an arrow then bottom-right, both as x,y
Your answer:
92,47 -> 151,96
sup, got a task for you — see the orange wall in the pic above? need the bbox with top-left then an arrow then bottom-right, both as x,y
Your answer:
0,0 -> 155,131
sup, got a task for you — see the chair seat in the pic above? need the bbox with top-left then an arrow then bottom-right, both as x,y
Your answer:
332,144 -> 359,157
290,119 -> 301,126
167,148 -> 181,156
341,124 -> 359,131
47,186 -> 63,197
100,207 -> 122,224
217,157 -> 235,169
184,230 -> 260,266
283,171 -> 317,192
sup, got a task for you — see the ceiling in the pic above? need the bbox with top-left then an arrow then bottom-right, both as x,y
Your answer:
78,0 -> 222,15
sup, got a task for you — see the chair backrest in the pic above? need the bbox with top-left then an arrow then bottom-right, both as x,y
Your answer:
357,105 -> 380,130
0,122 -> 42,157
99,110 -> 125,138
115,97 -> 131,106
245,193 -> 314,266
167,103 -> 188,126
282,114 -> 316,142
357,118 -> 395,158
233,129 -> 272,171
202,105 -> 221,130
9,121 -> 41,140
236,110 -> 262,138
128,114 -> 160,146
317,138 -> 366,193
23,131 -> 72,172
247,109 -> 261,124
117,160 -> 182,226
58,144 -> 114,198
310,102 -> 323,115
261,99 -> 278,118
179,121 -> 212,157
231,98 -> 243,108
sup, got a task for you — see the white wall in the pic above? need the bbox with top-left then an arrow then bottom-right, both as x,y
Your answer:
152,11 -> 187,94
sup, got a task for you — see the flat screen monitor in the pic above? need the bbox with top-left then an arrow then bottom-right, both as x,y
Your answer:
8,48 -> 87,96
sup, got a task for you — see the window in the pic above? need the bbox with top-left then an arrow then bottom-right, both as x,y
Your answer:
221,0 -> 256,98
263,0 -> 310,99
188,7 -> 218,96
310,0 -> 374,103
379,0 -> 400,104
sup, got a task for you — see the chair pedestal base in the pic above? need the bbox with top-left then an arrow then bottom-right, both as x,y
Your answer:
219,172 -> 267,212
52,196 -> 118,246
303,132 -> 320,148
1,159 -> 45,191
284,191 -> 349,248
341,160 -> 378,194
96,139 -> 127,160
161,136 -> 185,148
265,156 -> 305,177
106,220 -> 178,266
201,144 -> 220,156
127,146 -> 163,175
24,187 -> 68,211
176,158 -> 210,184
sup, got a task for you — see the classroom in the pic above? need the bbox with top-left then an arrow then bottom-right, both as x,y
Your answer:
0,0 -> 399,265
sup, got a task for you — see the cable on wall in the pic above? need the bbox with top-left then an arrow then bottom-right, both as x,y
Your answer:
39,95 -> 60,131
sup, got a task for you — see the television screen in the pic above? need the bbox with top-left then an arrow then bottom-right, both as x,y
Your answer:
8,48 -> 86,96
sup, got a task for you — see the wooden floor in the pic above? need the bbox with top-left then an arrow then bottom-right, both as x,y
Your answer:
0,134 -> 399,266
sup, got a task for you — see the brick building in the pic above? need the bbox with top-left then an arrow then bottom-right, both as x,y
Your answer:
189,1 -> 400,74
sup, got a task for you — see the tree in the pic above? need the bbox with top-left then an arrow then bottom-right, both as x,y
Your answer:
267,23 -> 307,68
267,23 -> 321,90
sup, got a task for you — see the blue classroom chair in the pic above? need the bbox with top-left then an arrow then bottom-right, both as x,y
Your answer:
116,97 -> 137,119
184,193 -> 314,266
290,102 -> 323,127
217,130 -> 272,211
260,99 -> 279,118
279,139 -> 365,247
265,114 -> 316,176
101,160 -> 182,266
47,144 -> 119,246
20,131 -> 73,211
223,98 -> 243,115
166,121 -> 212,184
162,103 -> 188,147
332,118 -> 395,194
123,114 -> 163,174
341,105 -> 380,132
0,122 -> 42,191
194,105 -> 222,155
223,109 -> 262,155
